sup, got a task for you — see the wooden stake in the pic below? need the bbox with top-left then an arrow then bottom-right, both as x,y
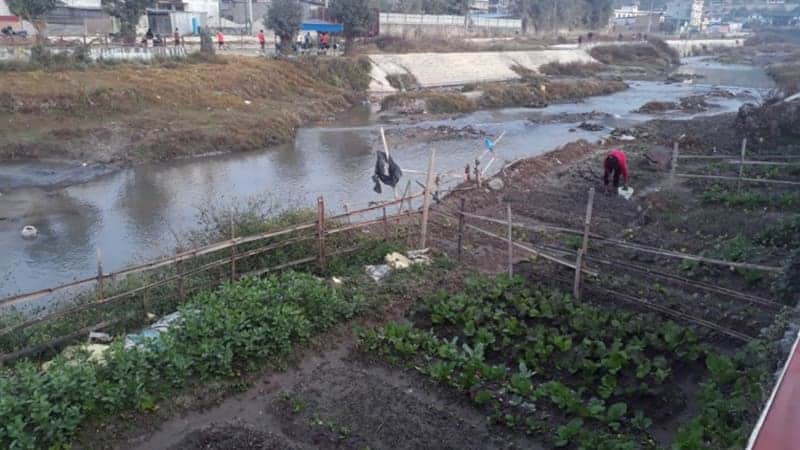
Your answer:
344,203 -> 352,224
382,207 -> 389,240
230,214 -> 236,280
317,196 -> 326,270
419,149 -> 437,249
95,248 -> 104,302
457,198 -> 466,262
670,141 -> 679,182
507,203 -> 513,277
737,138 -> 747,193
176,257 -> 185,300
574,188 -> 595,300
474,158 -> 481,188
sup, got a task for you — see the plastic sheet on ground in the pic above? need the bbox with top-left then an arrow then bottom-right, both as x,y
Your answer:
124,311 -> 183,350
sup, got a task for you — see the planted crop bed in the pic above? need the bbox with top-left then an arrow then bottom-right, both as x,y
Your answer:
358,275 -> 788,449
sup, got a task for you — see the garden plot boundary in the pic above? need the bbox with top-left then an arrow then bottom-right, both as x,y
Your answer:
0,187 -> 433,366
427,140 -> 793,342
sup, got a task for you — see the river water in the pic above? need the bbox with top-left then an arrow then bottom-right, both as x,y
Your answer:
0,58 -> 774,299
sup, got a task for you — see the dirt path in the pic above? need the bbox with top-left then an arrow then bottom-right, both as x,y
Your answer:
127,334 -> 538,450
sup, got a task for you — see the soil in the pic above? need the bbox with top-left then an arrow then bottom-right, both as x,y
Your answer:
0,56 -> 370,165
73,264 -> 541,450
428,106 -> 797,342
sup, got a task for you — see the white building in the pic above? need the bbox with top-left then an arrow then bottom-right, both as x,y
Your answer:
690,0 -> 704,28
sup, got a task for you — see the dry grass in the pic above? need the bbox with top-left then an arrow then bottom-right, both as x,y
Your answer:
590,38 -> 679,71
0,56 -> 371,163
538,61 -> 606,77
767,62 -> 800,94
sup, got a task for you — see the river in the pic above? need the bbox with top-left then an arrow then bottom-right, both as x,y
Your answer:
0,57 -> 774,300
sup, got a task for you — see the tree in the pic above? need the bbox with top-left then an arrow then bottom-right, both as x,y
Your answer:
102,0 -> 156,44
266,0 -> 303,53
8,0 -> 57,37
330,0 -> 372,55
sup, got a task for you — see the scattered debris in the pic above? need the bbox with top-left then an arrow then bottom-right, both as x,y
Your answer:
21,225 -> 38,239
578,122 -> 605,131
488,178 -> 505,191
365,264 -> 392,282
88,332 -> 112,343
124,311 -> 183,350
406,248 -> 431,265
385,252 -> 412,269
618,186 -> 635,200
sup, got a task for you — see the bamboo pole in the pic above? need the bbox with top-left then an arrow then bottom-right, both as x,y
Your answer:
382,207 -> 389,240
507,203 -> 513,277
474,158 -> 481,188
457,198 -> 466,262
737,138 -> 747,192
573,188 -> 595,300
230,214 -> 237,280
675,173 -> 800,186
317,196 -> 326,270
670,141 -> 679,182
398,180 -> 412,214
96,248 -> 104,302
419,149 -> 437,249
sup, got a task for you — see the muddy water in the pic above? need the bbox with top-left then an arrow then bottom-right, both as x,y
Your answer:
0,58 -> 774,299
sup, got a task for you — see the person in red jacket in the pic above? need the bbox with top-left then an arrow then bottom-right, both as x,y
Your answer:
603,148 -> 629,191
217,31 -> 225,50
257,29 -> 265,51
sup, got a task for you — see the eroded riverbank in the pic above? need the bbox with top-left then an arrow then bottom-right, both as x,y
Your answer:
0,57 -> 774,297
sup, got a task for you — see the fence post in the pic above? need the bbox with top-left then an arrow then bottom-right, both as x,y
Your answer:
419,149 -> 437,249
474,158 -> 481,188
457,198 -> 466,262
574,188 -> 595,300
507,203 -> 513,277
230,214 -> 237,280
344,203 -> 352,224
176,257 -> 185,300
382,206 -> 389,240
95,248 -> 104,301
317,196 -> 326,270
670,141 -> 679,182
737,138 -> 747,192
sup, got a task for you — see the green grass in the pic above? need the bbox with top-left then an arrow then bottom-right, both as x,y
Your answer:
702,184 -> 800,209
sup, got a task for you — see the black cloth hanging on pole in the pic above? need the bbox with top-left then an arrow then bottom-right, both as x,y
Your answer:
372,151 -> 402,194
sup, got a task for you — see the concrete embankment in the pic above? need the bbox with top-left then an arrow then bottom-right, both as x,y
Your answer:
369,49 -> 597,91
368,38 -> 744,92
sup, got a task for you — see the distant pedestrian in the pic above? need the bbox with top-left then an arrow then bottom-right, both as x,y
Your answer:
304,32 -> 311,49
174,28 -> 181,46
320,33 -> 329,49
578,35 -> 583,46
143,28 -> 153,47
217,31 -> 225,50
258,29 -> 265,51
603,148 -> 630,191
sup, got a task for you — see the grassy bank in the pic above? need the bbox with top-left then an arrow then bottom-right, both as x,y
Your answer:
590,38 -> 680,72
0,55 -> 372,164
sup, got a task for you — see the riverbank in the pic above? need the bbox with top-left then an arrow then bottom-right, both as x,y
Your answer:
0,56 -> 372,165
49,99 -> 799,450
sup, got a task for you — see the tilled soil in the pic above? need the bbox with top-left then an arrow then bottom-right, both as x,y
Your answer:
429,111 -> 794,342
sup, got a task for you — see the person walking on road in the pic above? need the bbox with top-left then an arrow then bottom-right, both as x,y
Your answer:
258,29 -> 266,51
217,31 -> 225,50
603,148 -> 629,192
174,28 -> 181,46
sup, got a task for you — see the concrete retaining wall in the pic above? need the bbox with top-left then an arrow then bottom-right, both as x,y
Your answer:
379,13 -> 522,39
369,48 -> 596,91
0,45 -> 187,63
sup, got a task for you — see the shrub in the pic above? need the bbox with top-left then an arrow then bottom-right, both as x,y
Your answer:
538,62 -> 605,77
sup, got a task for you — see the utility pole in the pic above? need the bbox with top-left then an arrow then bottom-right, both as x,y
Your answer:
246,0 -> 253,34
551,0 -> 557,38
646,0 -> 656,34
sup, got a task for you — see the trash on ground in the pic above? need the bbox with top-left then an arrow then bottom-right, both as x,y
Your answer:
618,186 -> 635,200
618,135 -> 636,141
407,248 -> 431,265
21,225 -> 38,239
385,252 -> 411,269
88,331 -> 112,343
124,311 -> 183,350
365,264 -> 392,282
488,178 -> 505,191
